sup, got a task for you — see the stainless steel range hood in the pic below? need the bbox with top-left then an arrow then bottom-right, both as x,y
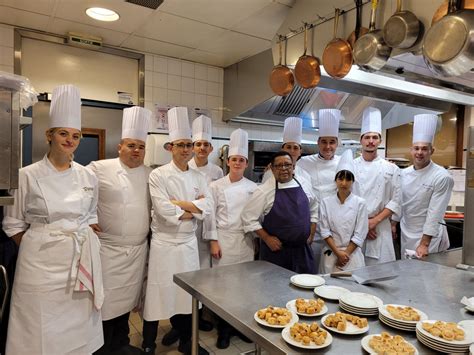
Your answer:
223,49 -> 473,133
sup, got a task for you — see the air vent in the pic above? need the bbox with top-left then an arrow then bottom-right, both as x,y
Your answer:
125,0 -> 164,10
274,85 -> 317,116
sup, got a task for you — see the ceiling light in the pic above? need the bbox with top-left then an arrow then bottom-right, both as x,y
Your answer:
86,7 -> 120,22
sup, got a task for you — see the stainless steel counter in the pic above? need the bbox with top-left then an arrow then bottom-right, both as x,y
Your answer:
424,248 -> 463,268
174,259 -> 474,354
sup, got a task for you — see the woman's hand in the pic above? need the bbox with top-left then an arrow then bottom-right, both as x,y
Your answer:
210,240 -> 222,259
263,235 -> 282,252
335,249 -> 350,267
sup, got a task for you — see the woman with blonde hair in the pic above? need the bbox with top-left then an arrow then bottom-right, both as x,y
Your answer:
3,84 -> 104,354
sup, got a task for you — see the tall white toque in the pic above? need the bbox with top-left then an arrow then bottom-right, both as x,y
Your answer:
318,108 -> 341,138
283,116 -> 302,144
49,84 -> 81,130
361,107 -> 382,136
121,106 -> 152,142
413,114 -> 438,144
228,128 -> 248,159
192,114 -> 212,142
168,107 -> 191,142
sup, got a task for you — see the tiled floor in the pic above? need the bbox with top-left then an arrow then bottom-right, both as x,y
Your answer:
128,312 -> 258,355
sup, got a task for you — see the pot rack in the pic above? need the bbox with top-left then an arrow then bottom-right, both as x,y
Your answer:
276,0 -> 371,43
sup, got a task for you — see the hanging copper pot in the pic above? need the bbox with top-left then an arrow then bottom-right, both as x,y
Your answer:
269,37 -> 295,96
294,24 -> 321,89
347,0 -> 369,48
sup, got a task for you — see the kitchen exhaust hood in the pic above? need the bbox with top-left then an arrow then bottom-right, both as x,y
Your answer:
223,49 -> 473,132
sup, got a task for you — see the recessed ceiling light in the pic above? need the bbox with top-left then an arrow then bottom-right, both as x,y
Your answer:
86,7 -> 120,22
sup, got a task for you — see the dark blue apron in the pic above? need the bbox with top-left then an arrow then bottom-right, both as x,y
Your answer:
260,178 -> 315,273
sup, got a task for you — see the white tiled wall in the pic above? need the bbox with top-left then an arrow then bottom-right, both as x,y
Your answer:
0,25 -> 14,74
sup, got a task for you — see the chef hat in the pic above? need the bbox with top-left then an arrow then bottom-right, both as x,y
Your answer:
228,128 -> 248,159
192,115 -> 212,142
413,114 -> 438,144
122,106 -> 152,142
283,116 -> 302,144
49,84 -> 81,130
168,107 -> 191,142
361,107 -> 382,136
318,109 -> 341,137
336,149 -> 355,175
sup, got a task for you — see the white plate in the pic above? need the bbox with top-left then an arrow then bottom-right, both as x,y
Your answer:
458,320 -> 474,337
379,304 -> 428,325
339,300 -> 379,312
254,309 -> 299,329
290,274 -> 325,288
314,285 -> 350,301
379,314 -> 416,331
286,299 -> 328,317
281,324 -> 333,350
416,331 -> 470,353
416,320 -> 474,346
321,314 -> 369,335
361,334 -> 419,355
340,292 -> 383,309
339,302 -> 379,316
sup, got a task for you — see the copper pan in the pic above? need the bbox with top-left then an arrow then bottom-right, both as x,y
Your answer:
294,24 -> 321,89
323,8 -> 353,79
347,0 -> 369,48
432,0 -> 474,25
269,37 -> 294,96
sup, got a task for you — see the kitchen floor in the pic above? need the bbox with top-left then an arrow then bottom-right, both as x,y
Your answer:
128,312 -> 260,355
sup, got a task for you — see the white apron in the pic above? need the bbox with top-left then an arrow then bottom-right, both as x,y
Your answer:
320,247 -> 365,274
196,220 -> 212,269
143,233 -> 200,321
6,171 -> 103,355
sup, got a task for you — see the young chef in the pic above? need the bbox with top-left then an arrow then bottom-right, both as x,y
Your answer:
209,128 -> 257,349
142,107 -> 211,355
88,106 -> 152,355
3,84 -> 104,354
395,114 -> 454,258
297,108 -> 341,272
261,116 -> 311,183
160,115 -> 220,347
319,150 -> 368,273
242,151 -> 317,273
352,107 -> 401,265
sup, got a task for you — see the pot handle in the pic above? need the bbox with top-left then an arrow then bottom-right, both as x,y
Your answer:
369,0 -> 378,31
396,0 -> 402,13
303,23 -> 308,56
277,36 -> 283,66
333,8 -> 341,39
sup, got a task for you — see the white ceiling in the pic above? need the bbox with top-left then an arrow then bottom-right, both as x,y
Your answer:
0,0 -> 296,67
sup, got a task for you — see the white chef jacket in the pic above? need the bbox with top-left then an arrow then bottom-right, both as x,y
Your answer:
396,161 -> 454,255
297,154 -> 341,203
189,158 -> 223,269
143,160 -> 212,321
242,177 -> 318,233
3,155 -> 103,354
353,156 -> 401,264
261,164 -> 311,185
209,175 -> 257,266
87,158 -> 151,320
319,193 -> 368,273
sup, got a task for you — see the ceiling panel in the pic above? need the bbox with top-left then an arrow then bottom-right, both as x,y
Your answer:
159,0 -> 272,28
134,11 -> 226,49
199,30 -> 270,58
180,49 -> 229,67
47,18 -> 130,46
231,2 -> 290,40
2,0 -> 56,16
121,36 -> 193,58
0,7 -> 50,31
54,0 -> 154,33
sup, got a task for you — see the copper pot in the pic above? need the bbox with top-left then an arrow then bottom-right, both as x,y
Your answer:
347,0 -> 369,48
322,8 -> 353,79
432,0 -> 474,25
269,37 -> 295,96
294,24 -> 321,89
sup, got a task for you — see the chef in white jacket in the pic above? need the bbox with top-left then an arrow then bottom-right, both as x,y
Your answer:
320,150 -> 368,273
161,115 -> 219,347
395,114 -> 454,258
3,84 -> 104,354
88,106 -> 152,355
353,107 -> 401,265
297,109 -> 341,272
209,128 -> 257,349
142,107 -> 211,355
261,116 -> 311,184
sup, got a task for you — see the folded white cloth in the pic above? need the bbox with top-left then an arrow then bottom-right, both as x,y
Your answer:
404,249 -> 420,259
461,296 -> 474,309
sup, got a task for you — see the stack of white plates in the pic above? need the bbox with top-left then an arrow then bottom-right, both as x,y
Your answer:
290,274 -> 325,289
339,292 -> 383,316
416,320 -> 474,354
378,304 -> 428,332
